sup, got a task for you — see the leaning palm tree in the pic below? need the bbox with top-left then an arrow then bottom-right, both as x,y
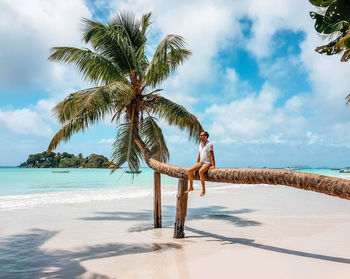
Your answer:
47,11 -> 203,171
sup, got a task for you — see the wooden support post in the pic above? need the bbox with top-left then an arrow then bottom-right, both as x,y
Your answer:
174,178 -> 188,238
154,171 -> 162,228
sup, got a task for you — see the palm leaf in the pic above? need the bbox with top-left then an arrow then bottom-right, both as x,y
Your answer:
110,11 -> 145,50
82,19 -> 138,73
141,12 -> 152,36
140,115 -> 169,162
53,81 -> 131,124
144,34 -> 191,87
47,114 -> 95,152
149,96 -> 203,143
48,47 -> 123,85
111,122 -> 142,171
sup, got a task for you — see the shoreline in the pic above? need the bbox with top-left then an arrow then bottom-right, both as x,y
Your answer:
1,185 -> 350,278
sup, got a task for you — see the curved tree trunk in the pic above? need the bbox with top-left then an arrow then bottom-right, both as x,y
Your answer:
133,132 -> 350,200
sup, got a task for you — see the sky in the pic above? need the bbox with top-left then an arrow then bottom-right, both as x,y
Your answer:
1,0 -> 350,168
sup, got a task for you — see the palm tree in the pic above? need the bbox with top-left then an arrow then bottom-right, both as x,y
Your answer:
47,11 -> 203,171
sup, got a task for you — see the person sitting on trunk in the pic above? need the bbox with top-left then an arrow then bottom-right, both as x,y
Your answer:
185,131 -> 215,196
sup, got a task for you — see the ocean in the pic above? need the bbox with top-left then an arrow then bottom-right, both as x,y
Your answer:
0,167 -> 348,210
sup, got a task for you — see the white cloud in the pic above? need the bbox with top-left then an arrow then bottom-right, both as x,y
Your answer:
245,0 -> 312,59
204,82 -> 307,142
0,108 -> 52,137
0,0 -> 91,91
98,138 -> 114,144
306,131 -> 324,145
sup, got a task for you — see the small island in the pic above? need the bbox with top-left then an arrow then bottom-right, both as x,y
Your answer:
19,151 -> 114,168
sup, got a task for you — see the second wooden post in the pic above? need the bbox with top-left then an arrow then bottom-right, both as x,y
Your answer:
154,171 -> 162,228
174,178 -> 188,238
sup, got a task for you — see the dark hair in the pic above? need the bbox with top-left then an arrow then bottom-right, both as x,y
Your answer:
203,131 -> 209,138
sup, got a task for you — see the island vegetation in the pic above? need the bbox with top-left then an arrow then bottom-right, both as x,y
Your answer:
19,152 -> 111,168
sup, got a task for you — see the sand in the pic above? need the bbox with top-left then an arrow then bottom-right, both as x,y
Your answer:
1,183 -> 350,278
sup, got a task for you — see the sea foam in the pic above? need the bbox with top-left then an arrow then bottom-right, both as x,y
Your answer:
0,186 -> 178,210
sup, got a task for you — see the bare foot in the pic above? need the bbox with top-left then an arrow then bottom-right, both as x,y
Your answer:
200,190 -> 205,196
185,187 -> 194,194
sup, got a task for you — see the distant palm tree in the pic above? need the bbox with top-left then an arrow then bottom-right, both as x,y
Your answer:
47,11 -> 203,171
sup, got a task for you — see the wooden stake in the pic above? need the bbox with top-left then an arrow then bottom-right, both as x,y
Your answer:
174,178 -> 188,238
154,171 -> 162,228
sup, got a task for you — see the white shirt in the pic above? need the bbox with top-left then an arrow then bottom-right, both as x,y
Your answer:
199,141 -> 213,164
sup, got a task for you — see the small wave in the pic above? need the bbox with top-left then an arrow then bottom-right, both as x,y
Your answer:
0,189 -> 145,210
0,186 -> 180,210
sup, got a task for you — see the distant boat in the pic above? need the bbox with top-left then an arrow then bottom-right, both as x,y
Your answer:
52,170 -> 70,173
284,167 -> 300,171
339,170 -> 350,173
125,170 -> 142,174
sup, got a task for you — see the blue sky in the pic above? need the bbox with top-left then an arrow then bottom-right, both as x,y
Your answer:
1,0 -> 350,168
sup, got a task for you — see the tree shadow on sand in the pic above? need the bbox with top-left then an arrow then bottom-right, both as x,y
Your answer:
186,227 -> 350,264
0,229 -> 181,279
79,206 -> 350,265
79,206 -> 261,233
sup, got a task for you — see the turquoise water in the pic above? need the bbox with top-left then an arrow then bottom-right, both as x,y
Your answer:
0,167 -> 179,210
0,167 -> 177,196
0,167 -> 348,210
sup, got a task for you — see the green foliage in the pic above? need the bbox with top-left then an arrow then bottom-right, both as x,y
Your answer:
48,11 -> 203,172
140,116 -> 169,162
309,0 -> 337,7
19,152 -> 109,168
309,0 -> 350,62
111,123 -> 143,171
84,154 -> 109,168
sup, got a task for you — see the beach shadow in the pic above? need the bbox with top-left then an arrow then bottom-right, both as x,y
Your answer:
186,227 -> 350,264
184,206 -> 261,227
0,229 -> 182,279
80,210 -> 154,222
79,206 -> 261,233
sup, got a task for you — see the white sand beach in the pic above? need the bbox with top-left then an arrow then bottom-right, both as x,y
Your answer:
1,183 -> 350,278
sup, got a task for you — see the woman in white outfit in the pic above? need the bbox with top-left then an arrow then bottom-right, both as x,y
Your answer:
186,131 -> 216,196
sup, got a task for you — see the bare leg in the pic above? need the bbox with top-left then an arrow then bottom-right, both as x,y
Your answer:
186,163 -> 202,194
198,164 -> 210,196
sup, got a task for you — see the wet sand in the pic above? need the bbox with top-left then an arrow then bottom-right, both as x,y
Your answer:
1,184 -> 350,278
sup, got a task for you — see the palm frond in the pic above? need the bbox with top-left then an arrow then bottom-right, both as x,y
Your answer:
53,81 -> 131,124
48,47 -> 123,85
111,122 -> 142,171
144,35 -> 191,87
141,12 -> 152,36
134,12 -> 152,73
82,18 -> 138,72
47,114 -> 95,152
140,115 -> 169,162
149,96 -> 203,143
110,11 -> 146,50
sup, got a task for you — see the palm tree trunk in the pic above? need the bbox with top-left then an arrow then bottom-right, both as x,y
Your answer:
174,178 -> 188,238
133,131 -> 350,200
